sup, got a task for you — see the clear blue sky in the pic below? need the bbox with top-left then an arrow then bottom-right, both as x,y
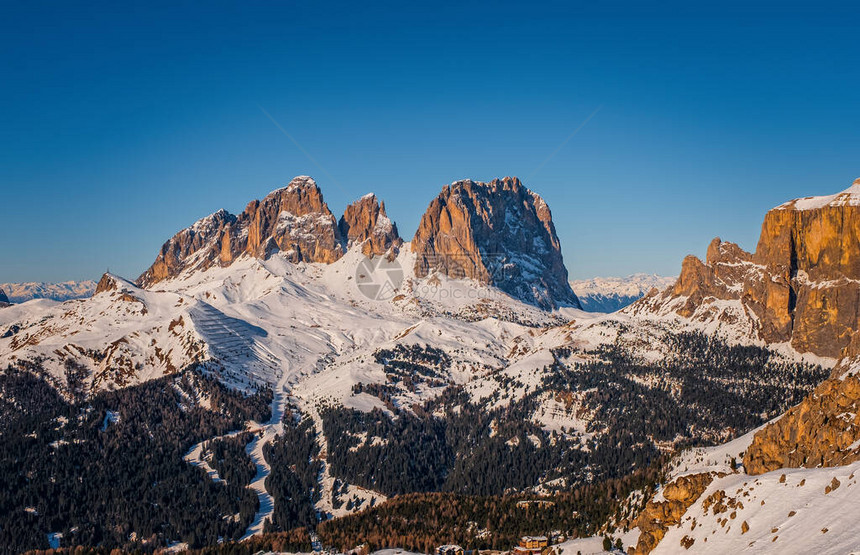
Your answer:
2,1 -> 859,283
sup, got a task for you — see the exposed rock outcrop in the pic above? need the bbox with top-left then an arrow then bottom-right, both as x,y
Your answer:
138,176 -> 345,287
411,177 -> 580,310
632,473 -> 716,554
744,370 -> 860,475
95,273 -> 119,294
339,193 -> 402,257
0,287 -> 8,305
138,209 -> 238,287
632,179 -> 860,358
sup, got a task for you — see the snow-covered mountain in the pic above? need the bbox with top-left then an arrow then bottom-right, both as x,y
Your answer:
0,280 -> 97,303
620,358 -> 860,554
2,175 -> 858,553
570,274 -> 675,312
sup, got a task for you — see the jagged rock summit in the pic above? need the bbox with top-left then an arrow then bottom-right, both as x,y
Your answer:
339,193 -> 402,257
138,177 -> 401,287
0,287 -> 9,306
633,178 -> 860,358
138,176 -> 346,287
411,177 -> 581,310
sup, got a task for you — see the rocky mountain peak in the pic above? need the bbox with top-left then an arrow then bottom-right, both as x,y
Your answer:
339,193 -> 402,257
137,208 -> 238,287
634,178 -> 860,358
411,177 -> 580,310
138,176 -> 344,288
0,287 -> 8,305
252,176 -> 329,217
240,176 -> 342,262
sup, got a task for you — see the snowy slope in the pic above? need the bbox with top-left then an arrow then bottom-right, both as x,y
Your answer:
653,462 -> 860,554
776,179 -> 860,211
0,280 -> 97,303
571,274 -> 675,313
0,275 -> 205,392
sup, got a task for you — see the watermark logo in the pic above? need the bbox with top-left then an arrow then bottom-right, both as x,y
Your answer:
355,255 -> 404,301
354,252 -> 521,302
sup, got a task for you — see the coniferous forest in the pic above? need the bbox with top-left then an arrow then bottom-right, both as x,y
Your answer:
323,332 -> 826,498
0,332 -> 829,553
0,365 -> 271,553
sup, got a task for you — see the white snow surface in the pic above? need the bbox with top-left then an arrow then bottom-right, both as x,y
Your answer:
555,529 -> 639,554
776,179 -> 860,211
662,425 -> 769,485
652,461 -> 860,554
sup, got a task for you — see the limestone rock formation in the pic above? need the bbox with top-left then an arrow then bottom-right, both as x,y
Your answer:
137,209 -> 237,287
339,193 -> 402,257
241,176 -> 343,264
632,179 -> 860,358
744,370 -> 860,475
411,177 -> 580,310
633,473 -> 716,554
138,176 -> 345,287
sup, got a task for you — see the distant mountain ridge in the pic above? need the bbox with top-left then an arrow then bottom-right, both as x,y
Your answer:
571,273 -> 675,312
0,281 -> 97,303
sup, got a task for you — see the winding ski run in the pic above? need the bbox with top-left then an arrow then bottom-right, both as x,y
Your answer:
183,376 -> 291,539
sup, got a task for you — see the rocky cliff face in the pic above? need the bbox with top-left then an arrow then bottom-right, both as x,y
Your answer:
138,176 -> 346,287
411,177 -> 580,310
632,179 -> 860,358
0,288 -> 8,304
744,367 -> 860,475
339,194 -> 402,257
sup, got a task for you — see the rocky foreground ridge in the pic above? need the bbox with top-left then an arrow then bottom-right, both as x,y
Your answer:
138,175 -> 578,310
743,335 -> 860,476
632,178 -> 860,359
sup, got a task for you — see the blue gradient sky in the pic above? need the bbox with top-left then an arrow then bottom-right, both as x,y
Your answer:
2,1 -> 859,282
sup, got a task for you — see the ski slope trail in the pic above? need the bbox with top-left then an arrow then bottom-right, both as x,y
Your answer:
239,389 -> 285,538
182,361 -> 291,539
183,429 -> 245,485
